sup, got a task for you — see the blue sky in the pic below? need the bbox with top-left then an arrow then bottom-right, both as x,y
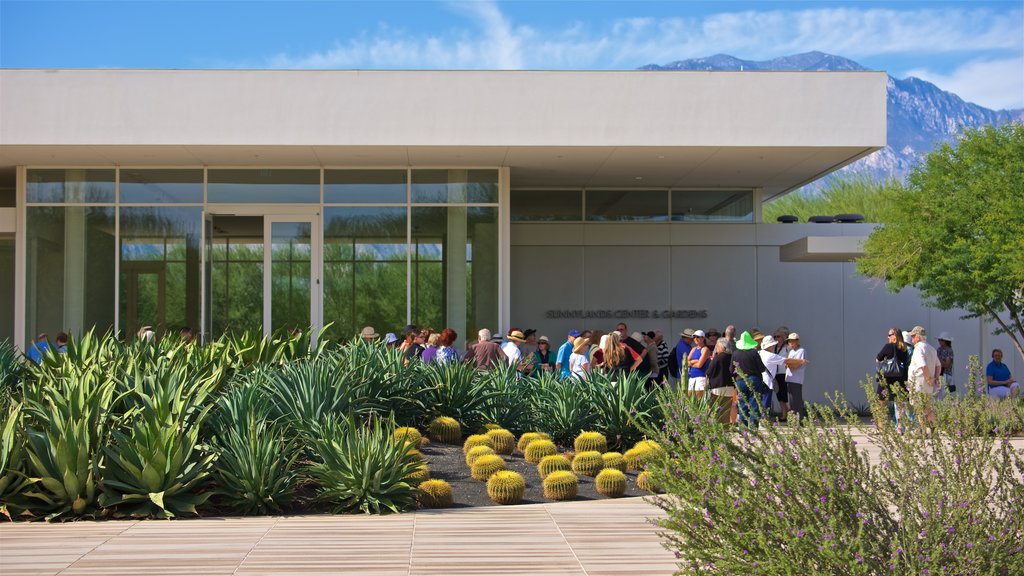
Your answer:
1,0 -> 1021,109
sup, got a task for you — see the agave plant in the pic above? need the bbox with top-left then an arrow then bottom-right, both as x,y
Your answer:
0,403 -> 34,518
533,376 -> 596,447
588,370 -> 660,450
205,368 -> 276,435
211,416 -> 299,515
342,343 -> 427,425
420,360 -> 501,433
262,353 -> 367,438
21,365 -> 119,519
307,414 -> 421,514
0,339 -> 23,400
98,366 -> 217,518
478,362 -> 538,434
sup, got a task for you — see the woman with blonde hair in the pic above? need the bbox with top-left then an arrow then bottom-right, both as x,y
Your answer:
602,331 -> 629,375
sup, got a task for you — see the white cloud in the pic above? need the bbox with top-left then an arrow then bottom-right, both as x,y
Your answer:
907,57 -> 1024,110
262,2 -> 1023,108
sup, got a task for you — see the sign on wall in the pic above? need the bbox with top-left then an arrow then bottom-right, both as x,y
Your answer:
545,309 -> 708,319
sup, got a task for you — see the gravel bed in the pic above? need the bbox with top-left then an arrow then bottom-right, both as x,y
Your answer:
417,440 -> 647,508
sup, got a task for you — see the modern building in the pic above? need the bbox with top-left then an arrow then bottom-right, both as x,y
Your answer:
0,69 -> 1016,402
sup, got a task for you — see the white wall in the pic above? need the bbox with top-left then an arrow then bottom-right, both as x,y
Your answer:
510,222 -> 1018,406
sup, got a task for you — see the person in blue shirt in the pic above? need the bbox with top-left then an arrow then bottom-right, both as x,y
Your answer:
55,332 -> 69,354
555,329 -> 580,379
986,348 -> 1020,399
673,328 -> 695,387
26,332 -> 51,364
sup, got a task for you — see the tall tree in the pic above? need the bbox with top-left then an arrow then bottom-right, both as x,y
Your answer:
857,124 -> 1024,361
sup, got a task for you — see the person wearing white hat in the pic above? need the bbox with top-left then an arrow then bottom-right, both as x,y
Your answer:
908,326 -> 940,428
783,333 -> 809,418
759,335 -> 788,417
937,332 -> 955,395
686,330 -> 710,395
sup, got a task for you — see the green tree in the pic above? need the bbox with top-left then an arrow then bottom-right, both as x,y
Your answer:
857,124 -> 1024,361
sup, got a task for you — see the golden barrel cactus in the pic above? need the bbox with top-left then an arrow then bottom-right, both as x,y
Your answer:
418,479 -> 453,508
543,471 -> 578,501
486,471 -> 526,505
517,432 -> 551,453
538,454 -> 572,479
405,463 -> 430,486
571,450 -> 605,476
429,416 -> 462,444
394,427 -> 422,447
595,469 -> 627,497
601,451 -> 626,472
466,445 -> 496,467
637,471 -> 660,493
485,429 -> 516,455
481,423 -> 504,432
574,431 -> 608,453
523,439 -> 558,464
463,434 -> 494,454
470,454 -> 506,481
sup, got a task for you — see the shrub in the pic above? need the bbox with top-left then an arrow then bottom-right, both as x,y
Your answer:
570,451 -> 604,476
487,471 -> 525,505
538,454 -> 571,479
0,340 -> 22,399
485,428 -> 516,455
421,361 -> 499,433
466,445 -> 496,467
0,403 -> 32,518
470,454 -> 506,481
523,439 -> 558,464
429,416 -> 462,444
533,378 -> 595,446
643,386 -> 1024,575
517,432 -> 550,453
307,416 -> 421,514
417,479 -> 453,508
211,417 -> 299,515
462,434 -> 493,454
574,431 -> 608,453
542,471 -> 578,501
595,469 -> 626,498
587,370 -> 659,450
601,452 -> 626,472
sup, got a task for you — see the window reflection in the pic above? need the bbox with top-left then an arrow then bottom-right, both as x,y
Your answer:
208,169 -> 319,203
585,190 -> 668,222
27,169 -> 116,203
412,169 -> 498,203
120,169 -> 203,204
325,170 -> 407,203
671,190 -> 754,221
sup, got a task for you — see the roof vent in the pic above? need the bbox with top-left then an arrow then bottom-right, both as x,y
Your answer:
834,213 -> 865,223
776,215 -> 799,223
808,215 -> 836,224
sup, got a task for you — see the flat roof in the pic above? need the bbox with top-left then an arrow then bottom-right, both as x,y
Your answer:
0,69 -> 887,199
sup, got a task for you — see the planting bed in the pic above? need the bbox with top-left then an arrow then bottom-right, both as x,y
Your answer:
418,441 -> 646,507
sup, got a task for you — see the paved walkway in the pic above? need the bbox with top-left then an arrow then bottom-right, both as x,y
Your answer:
0,497 -> 676,576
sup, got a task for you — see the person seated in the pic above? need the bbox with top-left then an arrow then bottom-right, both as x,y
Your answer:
986,348 -> 1020,399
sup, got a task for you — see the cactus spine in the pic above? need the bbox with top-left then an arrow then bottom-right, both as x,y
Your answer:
543,471 -> 578,501
418,479 -> 453,508
574,431 -> 608,453
406,464 -> 430,486
523,439 -> 558,464
463,434 -> 494,454
624,440 -> 665,471
470,454 -> 506,481
481,423 -> 504,432
485,429 -> 516,455
486,471 -> 526,505
429,416 -> 462,444
394,427 -> 422,447
537,454 -> 572,479
571,450 -> 605,476
517,432 -> 551,453
601,451 -> 626,472
466,445 -> 496,467
595,469 -> 627,497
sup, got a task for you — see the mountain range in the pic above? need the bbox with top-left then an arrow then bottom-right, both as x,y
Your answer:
641,51 -> 1024,190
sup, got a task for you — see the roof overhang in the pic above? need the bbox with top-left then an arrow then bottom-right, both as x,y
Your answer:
0,69 -> 887,199
780,235 -> 867,262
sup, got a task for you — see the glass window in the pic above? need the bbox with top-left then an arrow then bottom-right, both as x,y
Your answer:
119,207 -> 202,339
26,169 -> 115,203
411,206 -> 498,345
323,207 -> 408,342
25,207 -> 115,342
208,169 -> 319,203
671,189 -> 754,222
0,238 -> 13,344
510,189 -> 582,221
120,169 -> 203,203
412,169 -> 498,203
270,221 -> 312,333
585,190 -> 668,222
209,215 -> 264,336
324,170 -> 407,203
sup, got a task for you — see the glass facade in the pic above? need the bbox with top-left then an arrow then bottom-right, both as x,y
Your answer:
511,188 -> 754,222
22,168 -> 501,346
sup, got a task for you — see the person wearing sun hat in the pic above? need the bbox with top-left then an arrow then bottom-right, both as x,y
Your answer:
359,326 -> 379,343
568,336 -> 592,379
502,328 -> 534,373
784,332 -> 809,418
759,334 -> 789,417
732,331 -> 768,428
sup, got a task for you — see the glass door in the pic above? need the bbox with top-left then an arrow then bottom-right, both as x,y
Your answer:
264,215 -> 320,339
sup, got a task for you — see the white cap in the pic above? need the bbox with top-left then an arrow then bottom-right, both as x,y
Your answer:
693,330 -> 706,338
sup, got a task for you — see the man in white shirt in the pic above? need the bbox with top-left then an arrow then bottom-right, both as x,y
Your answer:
907,325 -> 940,428
759,335 -> 788,417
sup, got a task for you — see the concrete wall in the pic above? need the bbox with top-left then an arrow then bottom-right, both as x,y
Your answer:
510,222 -> 1020,406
